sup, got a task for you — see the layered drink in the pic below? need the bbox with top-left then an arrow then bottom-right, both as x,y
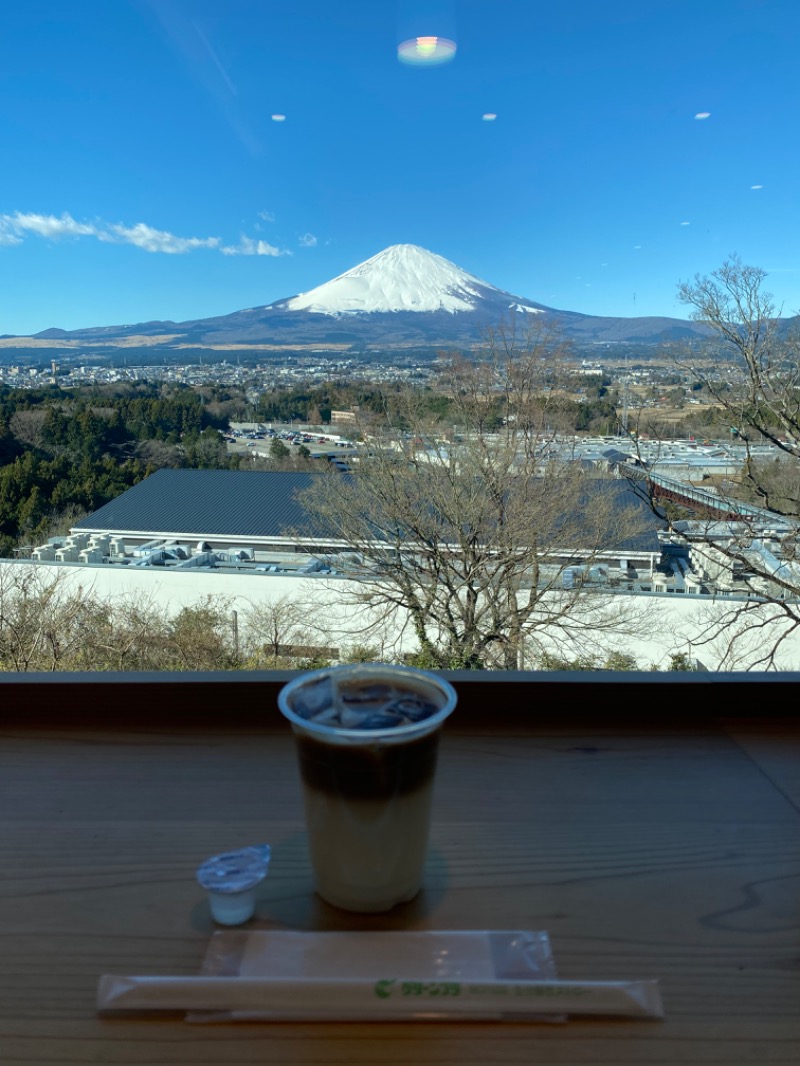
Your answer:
278,664 -> 457,912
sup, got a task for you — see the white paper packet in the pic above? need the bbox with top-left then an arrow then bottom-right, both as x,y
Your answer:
96,929 -> 663,1022
193,929 -> 557,1021
97,973 -> 664,1021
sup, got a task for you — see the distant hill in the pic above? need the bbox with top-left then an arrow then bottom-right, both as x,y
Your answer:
6,243 -> 726,357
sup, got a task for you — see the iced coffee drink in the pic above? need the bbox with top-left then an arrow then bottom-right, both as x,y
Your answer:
278,664 -> 457,913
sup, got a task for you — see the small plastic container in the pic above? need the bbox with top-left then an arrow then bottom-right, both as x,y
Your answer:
196,845 -> 271,925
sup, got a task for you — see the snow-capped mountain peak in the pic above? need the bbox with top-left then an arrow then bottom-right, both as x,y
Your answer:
280,243 -> 541,315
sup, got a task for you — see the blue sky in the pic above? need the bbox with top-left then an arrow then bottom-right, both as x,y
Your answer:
1,0 -> 798,334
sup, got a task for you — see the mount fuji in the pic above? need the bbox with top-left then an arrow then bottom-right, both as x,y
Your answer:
22,244 -> 711,354
278,243 -> 546,317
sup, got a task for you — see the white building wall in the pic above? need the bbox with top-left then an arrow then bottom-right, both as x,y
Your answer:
0,559 -> 798,671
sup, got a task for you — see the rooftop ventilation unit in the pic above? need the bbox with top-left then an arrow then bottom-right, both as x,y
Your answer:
133,539 -> 166,558
228,548 -> 254,561
174,552 -> 217,569
79,549 -> 104,564
55,547 -> 81,562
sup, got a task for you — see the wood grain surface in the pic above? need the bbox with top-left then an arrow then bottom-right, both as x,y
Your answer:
0,709 -> 798,1064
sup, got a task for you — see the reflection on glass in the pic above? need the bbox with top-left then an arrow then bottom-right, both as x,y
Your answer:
397,36 -> 457,65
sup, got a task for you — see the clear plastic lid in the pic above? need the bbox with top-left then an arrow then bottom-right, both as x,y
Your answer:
196,845 -> 271,895
278,663 -> 457,741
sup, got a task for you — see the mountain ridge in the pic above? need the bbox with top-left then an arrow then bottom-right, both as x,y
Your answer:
12,244 -> 719,350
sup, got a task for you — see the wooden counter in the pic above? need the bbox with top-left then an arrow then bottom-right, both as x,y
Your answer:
0,673 -> 798,1064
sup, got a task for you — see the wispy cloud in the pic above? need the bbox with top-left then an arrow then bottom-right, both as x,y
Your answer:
221,236 -> 291,257
101,222 -> 221,254
298,232 -> 318,247
258,210 -> 276,223
0,210 -> 291,257
1,211 -> 98,240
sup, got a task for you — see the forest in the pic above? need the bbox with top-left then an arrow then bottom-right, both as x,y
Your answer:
0,383 -> 236,556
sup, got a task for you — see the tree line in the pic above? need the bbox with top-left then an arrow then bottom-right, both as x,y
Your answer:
0,384 -> 240,555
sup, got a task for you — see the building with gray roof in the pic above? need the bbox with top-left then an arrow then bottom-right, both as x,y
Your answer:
72,467 -> 664,556
73,469 -> 333,550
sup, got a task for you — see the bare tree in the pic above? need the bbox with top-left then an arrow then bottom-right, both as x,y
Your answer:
155,600 -> 236,671
9,409 -> 48,450
299,323 -> 653,669
240,594 -> 336,666
0,569 -> 243,672
0,566 -> 102,671
677,256 -> 800,478
666,256 -> 800,668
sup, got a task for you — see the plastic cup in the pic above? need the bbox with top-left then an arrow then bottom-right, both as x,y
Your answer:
196,845 -> 271,925
278,663 -> 457,913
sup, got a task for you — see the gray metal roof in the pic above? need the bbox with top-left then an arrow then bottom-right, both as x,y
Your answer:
74,468 -> 664,551
74,469 -> 320,540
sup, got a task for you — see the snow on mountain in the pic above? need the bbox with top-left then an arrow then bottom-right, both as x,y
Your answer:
280,243 -> 543,316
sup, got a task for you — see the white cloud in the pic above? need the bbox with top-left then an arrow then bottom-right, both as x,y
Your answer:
0,209 -> 295,258
0,211 -> 219,254
0,211 -> 98,239
221,236 -> 291,256
103,222 -> 221,254
298,232 -> 317,247
258,210 -> 276,222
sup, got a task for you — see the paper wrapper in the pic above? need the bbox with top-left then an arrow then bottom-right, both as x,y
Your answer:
97,930 -> 664,1022
192,928 -> 559,1022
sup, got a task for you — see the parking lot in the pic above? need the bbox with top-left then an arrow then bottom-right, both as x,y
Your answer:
224,423 -> 357,460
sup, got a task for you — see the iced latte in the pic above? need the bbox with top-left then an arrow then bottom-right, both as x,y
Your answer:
278,664 -> 457,912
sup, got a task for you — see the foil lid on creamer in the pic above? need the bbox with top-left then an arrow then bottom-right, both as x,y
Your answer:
196,845 -> 271,895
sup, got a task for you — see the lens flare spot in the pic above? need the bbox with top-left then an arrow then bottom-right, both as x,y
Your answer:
398,36 -> 457,66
